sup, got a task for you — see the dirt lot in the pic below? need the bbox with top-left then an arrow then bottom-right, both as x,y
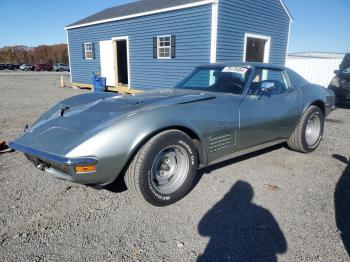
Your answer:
0,72 -> 349,261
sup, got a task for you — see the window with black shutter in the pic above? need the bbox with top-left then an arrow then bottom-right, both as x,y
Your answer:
153,35 -> 176,59
83,42 -> 94,60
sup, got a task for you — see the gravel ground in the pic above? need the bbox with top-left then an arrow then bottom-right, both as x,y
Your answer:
0,73 -> 349,261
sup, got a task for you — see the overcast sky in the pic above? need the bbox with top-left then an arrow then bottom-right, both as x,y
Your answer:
0,0 -> 349,53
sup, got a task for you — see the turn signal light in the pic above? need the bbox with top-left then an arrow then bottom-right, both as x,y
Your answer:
74,165 -> 96,173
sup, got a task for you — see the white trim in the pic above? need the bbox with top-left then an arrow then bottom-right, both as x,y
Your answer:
243,33 -> 271,63
210,1 -> 219,63
111,36 -> 131,89
65,30 -> 72,83
279,0 -> 293,22
285,21 -> 292,64
64,0 -> 215,30
84,42 -> 94,60
157,35 -> 172,59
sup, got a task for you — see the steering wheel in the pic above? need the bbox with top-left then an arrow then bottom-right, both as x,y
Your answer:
230,82 -> 243,94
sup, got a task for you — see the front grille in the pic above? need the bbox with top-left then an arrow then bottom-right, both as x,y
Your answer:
25,154 -> 71,176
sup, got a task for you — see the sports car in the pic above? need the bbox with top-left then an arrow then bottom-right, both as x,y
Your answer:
9,62 -> 335,206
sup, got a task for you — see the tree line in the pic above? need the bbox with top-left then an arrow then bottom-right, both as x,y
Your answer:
0,44 -> 69,65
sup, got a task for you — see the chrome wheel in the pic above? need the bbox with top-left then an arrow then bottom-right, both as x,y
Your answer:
151,145 -> 189,195
305,113 -> 321,146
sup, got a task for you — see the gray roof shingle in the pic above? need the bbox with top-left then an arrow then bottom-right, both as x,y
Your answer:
67,0 -> 205,28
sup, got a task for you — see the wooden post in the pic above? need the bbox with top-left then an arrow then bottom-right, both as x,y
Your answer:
60,75 -> 65,88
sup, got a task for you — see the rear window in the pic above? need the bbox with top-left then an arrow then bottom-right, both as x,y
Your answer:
286,68 -> 308,87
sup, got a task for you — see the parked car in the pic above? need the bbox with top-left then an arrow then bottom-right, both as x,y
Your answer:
7,64 -> 20,70
34,64 -> 53,71
53,63 -> 70,72
0,63 -> 7,70
329,54 -> 350,104
20,64 -> 34,71
9,62 -> 335,206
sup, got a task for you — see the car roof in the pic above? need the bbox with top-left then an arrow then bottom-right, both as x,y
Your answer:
198,62 -> 285,70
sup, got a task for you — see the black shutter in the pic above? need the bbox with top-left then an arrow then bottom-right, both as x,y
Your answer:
92,43 -> 96,59
82,43 -> 85,59
171,35 -> 176,58
153,37 -> 158,59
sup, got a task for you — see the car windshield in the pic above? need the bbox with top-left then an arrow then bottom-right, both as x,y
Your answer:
175,66 -> 251,95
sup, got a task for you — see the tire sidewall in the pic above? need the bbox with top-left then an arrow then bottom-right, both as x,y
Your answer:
139,132 -> 198,206
301,107 -> 324,152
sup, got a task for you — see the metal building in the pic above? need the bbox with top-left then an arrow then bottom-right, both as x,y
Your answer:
286,52 -> 345,87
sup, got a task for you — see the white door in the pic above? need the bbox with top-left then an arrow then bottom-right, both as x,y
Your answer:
99,40 -> 115,86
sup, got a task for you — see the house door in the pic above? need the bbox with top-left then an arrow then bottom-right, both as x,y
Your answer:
100,38 -> 130,88
114,40 -> 129,86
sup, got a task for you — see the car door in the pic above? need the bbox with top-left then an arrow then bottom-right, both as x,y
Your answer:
238,68 -> 301,150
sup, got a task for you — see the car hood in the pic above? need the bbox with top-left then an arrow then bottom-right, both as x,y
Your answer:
13,89 -> 216,155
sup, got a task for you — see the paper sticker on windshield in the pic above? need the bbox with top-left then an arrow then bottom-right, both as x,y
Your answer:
222,67 -> 248,74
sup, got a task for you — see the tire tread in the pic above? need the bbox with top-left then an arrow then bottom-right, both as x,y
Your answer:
287,106 -> 322,153
124,130 -> 185,201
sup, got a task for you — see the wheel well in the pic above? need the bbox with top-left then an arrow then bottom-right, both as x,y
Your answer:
151,126 -> 205,166
115,125 -> 205,186
114,126 -> 205,187
310,100 -> 325,116
128,126 -> 205,167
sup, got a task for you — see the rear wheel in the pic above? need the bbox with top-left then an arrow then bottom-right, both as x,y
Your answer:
287,106 -> 324,153
124,130 -> 198,206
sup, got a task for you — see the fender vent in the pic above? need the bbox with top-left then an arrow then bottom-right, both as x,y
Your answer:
209,133 -> 235,153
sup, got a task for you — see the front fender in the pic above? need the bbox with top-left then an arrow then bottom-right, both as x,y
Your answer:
66,105 -> 207,185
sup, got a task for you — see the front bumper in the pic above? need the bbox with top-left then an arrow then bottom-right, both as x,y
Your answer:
329,86 -> 350,103
8,142 -> 100,184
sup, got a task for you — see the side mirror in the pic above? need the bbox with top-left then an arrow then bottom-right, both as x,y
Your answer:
261,81 -> 275,94
334,70 -> 340,75
256,82 -> 275,99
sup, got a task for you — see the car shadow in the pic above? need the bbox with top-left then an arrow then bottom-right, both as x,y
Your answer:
104,144 -> 284,195
103,173 -> 128,193
197,180 -> 287,261
333,154 -> 350,256
193,144 -> 283,189
336,102 -> 350,109
326,118 -> 343,124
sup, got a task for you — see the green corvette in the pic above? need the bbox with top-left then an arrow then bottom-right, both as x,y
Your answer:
9,62 -> 335,206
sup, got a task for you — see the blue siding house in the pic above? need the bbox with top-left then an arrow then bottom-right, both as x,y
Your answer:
65,0 -> 292,91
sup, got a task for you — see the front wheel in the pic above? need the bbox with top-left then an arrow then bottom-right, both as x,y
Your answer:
124,130 -> 198,206
287,106 -> 324,153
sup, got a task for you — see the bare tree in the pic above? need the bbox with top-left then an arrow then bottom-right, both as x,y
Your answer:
0,44 -> 69,64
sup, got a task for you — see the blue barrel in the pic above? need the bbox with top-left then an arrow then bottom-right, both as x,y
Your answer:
92,74 -> 107,93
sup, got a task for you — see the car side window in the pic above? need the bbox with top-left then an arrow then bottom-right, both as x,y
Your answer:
247,68 -> 288,96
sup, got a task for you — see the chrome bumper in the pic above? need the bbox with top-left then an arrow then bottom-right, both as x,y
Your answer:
9,142 -> 110,185
8,142 -> 97,166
